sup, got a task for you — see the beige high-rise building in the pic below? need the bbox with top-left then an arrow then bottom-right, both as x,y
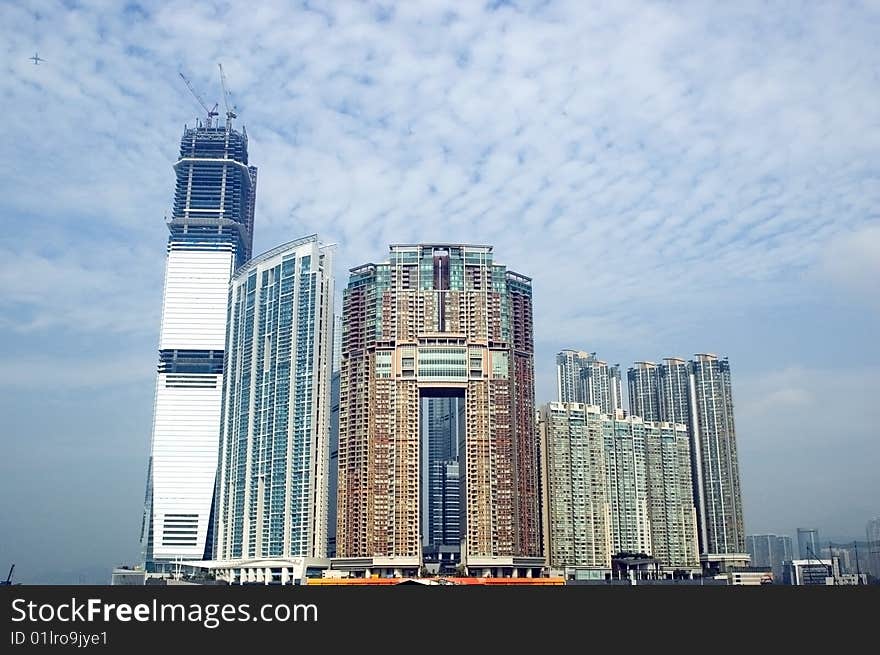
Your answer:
645,421 -> 700,568
540,402 -> 611,569
628,361 -> 660,421
337,244 -> 540,570
603,412 -> 699,567
540,404 -> 698,570
556,349 -> 622,414
603,412 -> 653,557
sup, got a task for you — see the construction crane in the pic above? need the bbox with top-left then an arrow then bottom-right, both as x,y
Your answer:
218,63 -> 237,131
179,72 -> 218,127
2,564 -> 14,585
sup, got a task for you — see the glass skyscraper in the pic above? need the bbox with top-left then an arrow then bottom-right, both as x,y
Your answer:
421,396 -> 464,555
141,121 -> 257,571
214,236 -> 334,561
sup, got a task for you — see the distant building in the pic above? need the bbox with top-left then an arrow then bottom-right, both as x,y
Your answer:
725,567 -> 773,586
867,517 -> 880,578
780,535 -> 795,563
746,534 -> 793,582
556,350 -> 623,414
423,459 -> 461,574
429,460 -> 460,547
656,358 -> 690,425
627,361 -> 660,421
422,396 -> 464,564
537,408 -> 549,563
783,559 -> 833,585
825,545 -> 855,574
797,528 -> 821,561
820,541 -> 873,577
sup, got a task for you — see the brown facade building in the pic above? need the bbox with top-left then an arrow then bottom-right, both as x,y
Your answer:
337,244 -> 539,564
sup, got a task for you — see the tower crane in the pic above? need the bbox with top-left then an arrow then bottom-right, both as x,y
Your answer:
178,72 -> 219,127
218,63 -> 237,131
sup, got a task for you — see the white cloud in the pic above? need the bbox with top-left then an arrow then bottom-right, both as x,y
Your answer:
0,243 -> 163,335
1,0 -> 876,395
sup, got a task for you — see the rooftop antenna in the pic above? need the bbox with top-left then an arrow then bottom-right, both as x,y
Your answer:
179,71 -> 219,127
805,542 -> 833,585
218,63 -> 237,131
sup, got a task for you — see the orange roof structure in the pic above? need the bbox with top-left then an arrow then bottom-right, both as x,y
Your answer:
307,576 -> 565,586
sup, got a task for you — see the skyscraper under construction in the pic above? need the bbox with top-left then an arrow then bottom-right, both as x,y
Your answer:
140,114 -> 258,572
337,244 -> 542,575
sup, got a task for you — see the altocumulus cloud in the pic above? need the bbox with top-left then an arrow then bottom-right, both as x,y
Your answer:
1,1 -> 878,349
0,0 -> 879,576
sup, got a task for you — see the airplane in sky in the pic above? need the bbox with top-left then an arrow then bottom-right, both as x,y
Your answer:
30,52 -> 45,65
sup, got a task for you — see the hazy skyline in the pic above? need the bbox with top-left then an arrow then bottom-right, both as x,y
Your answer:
1,1 -> 878,582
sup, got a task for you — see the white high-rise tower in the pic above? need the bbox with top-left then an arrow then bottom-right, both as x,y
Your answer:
140,120 -> 257,572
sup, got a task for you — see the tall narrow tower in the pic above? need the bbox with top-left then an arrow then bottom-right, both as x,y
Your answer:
214,237 -> 334,561
541,402 -> 611,569
866,518 -> 880,579
689,354 -> 745,555
140,118 -> 257,572
337,245 -> 540,570
645,355 -> 746,557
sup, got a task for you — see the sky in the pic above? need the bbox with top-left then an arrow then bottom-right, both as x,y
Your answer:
0,0 -> 878,583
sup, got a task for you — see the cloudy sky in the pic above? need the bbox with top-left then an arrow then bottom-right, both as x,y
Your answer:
1,0 -> 878,582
